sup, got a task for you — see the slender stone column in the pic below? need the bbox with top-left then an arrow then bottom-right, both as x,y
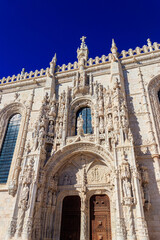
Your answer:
80,193 -> 88,240
113,145 -> 126,240
131,146 -> 149,240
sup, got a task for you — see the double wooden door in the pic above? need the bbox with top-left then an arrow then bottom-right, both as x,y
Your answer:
90,195 -> 112,240
60,194 -> 111,240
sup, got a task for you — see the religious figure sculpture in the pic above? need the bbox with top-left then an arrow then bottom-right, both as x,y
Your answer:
123,179 -> 132,198
48,121 -> 54,137
77,115 -> 84,135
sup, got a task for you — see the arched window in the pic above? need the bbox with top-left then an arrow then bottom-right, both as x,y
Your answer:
76,107 -> 92,135
0,113 -> 21,183
158,90 -> 160,102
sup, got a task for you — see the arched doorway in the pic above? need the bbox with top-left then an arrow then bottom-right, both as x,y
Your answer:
60,196 -> 81,240
90,195 -> 112,240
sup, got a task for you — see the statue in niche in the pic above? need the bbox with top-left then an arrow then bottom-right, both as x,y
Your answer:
39,126 -> 45,147
39,126 -> 45,139
63,174 -> 72,185
40,115 -> 46,128
99,117 -> 104,134
77,115 -> 84,136
107,114 -> 113,131
121,161 -> 130,179
123,179 -> 132,198
49,102 -> 56,118
121,115 -> 129,140
48,121 -> 54,137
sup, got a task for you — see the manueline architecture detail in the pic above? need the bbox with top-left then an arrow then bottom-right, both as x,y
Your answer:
0,37 -> 160,240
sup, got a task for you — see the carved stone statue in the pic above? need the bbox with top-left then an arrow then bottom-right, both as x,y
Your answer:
107,114 -> 113,131
123,179 -> 132,198
63,174 -> 71,185
77,115 -> 84,136
49,101 -> 56,118
48,121 -> 54,137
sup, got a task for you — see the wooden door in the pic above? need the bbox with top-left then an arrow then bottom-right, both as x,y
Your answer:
90,195 -> 112,240
60,196 -> 81,240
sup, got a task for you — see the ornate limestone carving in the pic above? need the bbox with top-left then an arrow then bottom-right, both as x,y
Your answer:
8,219 -> 17,238
16,157 -> 35,237
48,120 -> 54,137
123,179 -> 132,198
77,115 -> 84,136
87,164 -> 112,184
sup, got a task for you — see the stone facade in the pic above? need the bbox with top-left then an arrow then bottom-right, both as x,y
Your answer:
0,37 -> 160,240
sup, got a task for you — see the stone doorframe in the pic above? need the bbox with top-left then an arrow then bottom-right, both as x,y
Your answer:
53,188 -> 115,240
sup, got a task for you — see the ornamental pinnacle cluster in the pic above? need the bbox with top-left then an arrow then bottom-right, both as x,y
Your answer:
0,37 -> 160,240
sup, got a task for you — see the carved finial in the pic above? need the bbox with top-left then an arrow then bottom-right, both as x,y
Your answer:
21,68 -> 25,76
112,39 -> 116,48
147,38 -> 153,52
147,38 -> 152,46
111,39 -> 118,56
80,36 -> 87,49
77,36 -> 88,67
49,53 -> 57,76
51,53 -> 57,63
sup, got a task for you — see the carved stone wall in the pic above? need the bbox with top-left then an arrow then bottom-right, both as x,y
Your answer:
0,38 -> 160,240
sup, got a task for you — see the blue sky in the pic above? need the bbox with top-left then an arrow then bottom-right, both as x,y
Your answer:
0,0 -> 160,78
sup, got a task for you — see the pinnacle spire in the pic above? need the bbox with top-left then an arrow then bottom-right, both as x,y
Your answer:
111,38 -> 117,55
49,53 -> 57,75
112,39 -> 116,48
51,53 -> 57,63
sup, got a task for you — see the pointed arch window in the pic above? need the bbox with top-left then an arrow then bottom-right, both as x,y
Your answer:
76,107 -> 92,135
0,113 -> 21,183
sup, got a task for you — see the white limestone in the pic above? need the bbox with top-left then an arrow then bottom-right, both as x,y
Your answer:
0,37 -> 160,240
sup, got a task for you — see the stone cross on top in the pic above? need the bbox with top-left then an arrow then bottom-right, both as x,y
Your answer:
80,36 -> 87,49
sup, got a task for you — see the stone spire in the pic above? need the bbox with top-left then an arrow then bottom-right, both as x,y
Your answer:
49,53 -> 57,75
111,39 -> 118,57
77,36 -> 89,70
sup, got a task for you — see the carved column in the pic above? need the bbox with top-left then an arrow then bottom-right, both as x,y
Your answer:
95,94 -> 100,144
62,88 -> 69,147
121,157 -> 136,240
130,146 -> 149,240
113,144 -> 126,240
80,192 -> 88,240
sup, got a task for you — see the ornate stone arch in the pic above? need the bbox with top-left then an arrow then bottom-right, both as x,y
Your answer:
0,102 -> 28,196
148,75 -> 160,146
45,142 -> 114,176
69,96 -> 94,136
33,142 -> 115,240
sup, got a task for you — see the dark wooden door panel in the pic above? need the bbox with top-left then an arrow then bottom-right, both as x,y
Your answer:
60,196 -> 81,240
90,195 -> 112,240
